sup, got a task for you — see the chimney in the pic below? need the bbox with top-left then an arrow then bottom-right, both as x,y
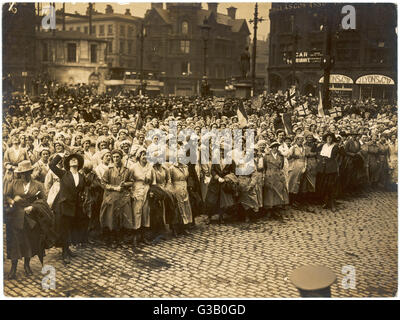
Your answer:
105,5 -> 113,14
124,9 -> 131,15
151,3 -> 163,10
227,6 -> 237,19
207,3 -> 218,15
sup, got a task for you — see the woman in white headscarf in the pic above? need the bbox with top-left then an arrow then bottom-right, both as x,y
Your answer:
130,146 -> 153,249
168,147 -> 193,236
287,134 -> 306,206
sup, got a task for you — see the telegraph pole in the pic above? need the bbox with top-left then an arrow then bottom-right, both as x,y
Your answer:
249,3 -> 265,96
137,23 -> 146,94
322,4 -> 334,110
292,26 -> 299,87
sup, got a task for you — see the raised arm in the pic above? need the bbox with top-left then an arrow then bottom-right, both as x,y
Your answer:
49,154 -> 66,179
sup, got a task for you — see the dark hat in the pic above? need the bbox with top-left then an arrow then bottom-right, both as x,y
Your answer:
111,149 -> 123,157
322,132 -> 337,142
64,153 -> 84,171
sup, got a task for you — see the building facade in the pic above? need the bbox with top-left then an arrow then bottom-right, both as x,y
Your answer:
249,38 -> 269,91
2,3 -> 37,95
268,3 -> 397,100
143,3 -> 250,96
61,4 -> 142,73
36,31 -> 108,92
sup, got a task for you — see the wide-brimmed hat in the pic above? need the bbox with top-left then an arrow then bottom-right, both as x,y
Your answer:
322,132 -> 337,142
14,160 -> 34,173
64,153 -> 84,171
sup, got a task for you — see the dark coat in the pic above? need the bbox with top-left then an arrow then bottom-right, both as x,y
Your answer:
316,144 -> 339,174
49,154 -> 85,217
205,162 -> 236,209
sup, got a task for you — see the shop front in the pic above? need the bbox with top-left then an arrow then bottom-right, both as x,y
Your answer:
318,74 -> 353,99
355,74 -> 396,101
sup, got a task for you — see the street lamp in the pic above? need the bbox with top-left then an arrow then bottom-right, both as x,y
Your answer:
200,18 -> 211,78
249,3 -> 265,96
200,19 -> 211,97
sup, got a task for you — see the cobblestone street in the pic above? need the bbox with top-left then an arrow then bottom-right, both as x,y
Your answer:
3,190 -> 398,298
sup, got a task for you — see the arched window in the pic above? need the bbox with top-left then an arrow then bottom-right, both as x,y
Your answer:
182,21 -> 189,35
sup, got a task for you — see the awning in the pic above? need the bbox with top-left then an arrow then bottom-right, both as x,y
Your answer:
355,74 -> 395,85
146,86 -> 161,91
318,74 -> 353,84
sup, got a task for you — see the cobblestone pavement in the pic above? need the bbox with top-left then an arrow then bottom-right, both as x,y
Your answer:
3,190 -> 398,298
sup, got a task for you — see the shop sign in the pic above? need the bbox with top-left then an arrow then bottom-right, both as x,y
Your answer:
284,51 -> 323,64
355,74 -> 395,85
318,74 -> 353,84
271,3 -> 326,12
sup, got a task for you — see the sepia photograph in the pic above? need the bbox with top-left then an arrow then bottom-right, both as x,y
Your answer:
1,1 -> 398,300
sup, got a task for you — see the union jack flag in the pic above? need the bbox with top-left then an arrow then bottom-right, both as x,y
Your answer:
286,86 -> 296,107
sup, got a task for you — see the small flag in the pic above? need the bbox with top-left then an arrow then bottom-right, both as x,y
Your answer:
30,103 -> 41,112
135,112 -> 143,131
328,107 -> 343,118
295,102 -> 311,118
318,90 -> 324,117
286,86 -> 296,107
237,101 -> 248,128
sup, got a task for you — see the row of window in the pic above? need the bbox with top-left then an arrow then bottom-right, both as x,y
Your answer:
168,61 -> 232,78
42,43 -> 99,63
167,40 -> 233,56
68,24 -> 135,37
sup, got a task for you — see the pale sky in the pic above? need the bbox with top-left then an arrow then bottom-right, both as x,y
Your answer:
56,2 -> 271,40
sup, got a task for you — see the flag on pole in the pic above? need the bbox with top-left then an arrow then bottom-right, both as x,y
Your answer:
286,86 -> 296,107
135,112 -> 143,130
318,90 -> 325,117
281,112 -> 293,135
237,101 -> 248,128
295,101 -> 311,118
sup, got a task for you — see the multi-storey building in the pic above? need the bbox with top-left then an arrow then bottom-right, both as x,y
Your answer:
2,3 -> 37,95
268,3 -> 397,100
249,38 -> 269,91
143,3 -> 250,96
36,31 -> 108,91
62,5 -> 142,72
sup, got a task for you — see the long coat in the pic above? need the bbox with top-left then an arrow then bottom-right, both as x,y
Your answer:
205,161 -> 236,213
4,179 -> 48,260
49,154 -> 85,218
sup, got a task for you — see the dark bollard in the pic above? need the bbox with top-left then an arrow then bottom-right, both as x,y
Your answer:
290,265 -> 336,298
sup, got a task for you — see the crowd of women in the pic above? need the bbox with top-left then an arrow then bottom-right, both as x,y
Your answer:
2,90 -> 397,280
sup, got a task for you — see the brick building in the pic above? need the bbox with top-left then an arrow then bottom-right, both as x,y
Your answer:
2,3 -> 37,95
62,4 -> 142,74
143,3 -> 250,96
268,3 -> 397,100
36,31 -> 108,92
